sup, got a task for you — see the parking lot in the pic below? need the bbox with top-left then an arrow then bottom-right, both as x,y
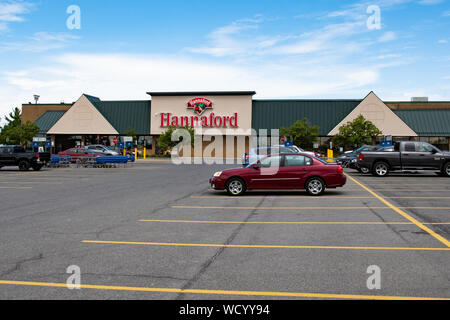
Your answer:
0,162 -> 449,300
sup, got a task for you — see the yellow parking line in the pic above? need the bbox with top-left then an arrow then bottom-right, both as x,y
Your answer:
0,181 -> 62,184
346,174 -> 450,248
388,197 -> 450,199
192,195 -> 450,200
0,280 -> 448,300
0,186 -> 32,189
192,196 -> 375,199
139,219 -> 450,225
355,189 -> 450,192
82,240 -> 450,251
398,207 -> 450,210
172,205 -> 391,210
368,184 -> 450,186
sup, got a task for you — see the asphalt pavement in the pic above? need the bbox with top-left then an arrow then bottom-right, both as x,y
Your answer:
0,163 -> 449,300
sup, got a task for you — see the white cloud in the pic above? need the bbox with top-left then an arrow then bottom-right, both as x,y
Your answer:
0,52 -> 382,121
417,0 -> 445,5
379,31 -> 397,42
0,0 -> 34,31
0,31 -> 80,52
438,39 -> 448,43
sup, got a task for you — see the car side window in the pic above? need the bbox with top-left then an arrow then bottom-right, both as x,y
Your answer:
284,155 -> 313,167
417,142 -> 433,152
285,155 -> 305,167
404,143 -> 415,152
260,156 -> 281,168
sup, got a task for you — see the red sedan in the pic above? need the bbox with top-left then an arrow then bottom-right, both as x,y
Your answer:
210,153 -> 346,196
58,148 -> 102,163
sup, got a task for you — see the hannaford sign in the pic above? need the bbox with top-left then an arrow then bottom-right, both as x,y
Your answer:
160,112 -> 238,128
160,97 -> 238,128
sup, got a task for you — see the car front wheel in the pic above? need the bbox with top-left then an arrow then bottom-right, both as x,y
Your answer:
442,162 -> 450,177
306,178 -> 325,196
226,178 -> 246,196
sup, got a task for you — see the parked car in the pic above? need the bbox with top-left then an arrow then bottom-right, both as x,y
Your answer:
86,145 -> 120,156
273,145 -> 320,158
358,141 -> 450,177
211,152 -> 346,196
58,148 -> 103,163
337,145 -> 380,172
0,145 -> 50,171
242,146 -> 297,166
242,145 -> 319,166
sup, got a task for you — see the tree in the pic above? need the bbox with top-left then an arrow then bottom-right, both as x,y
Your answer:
332,114 -> 382,149
0,107 -> 39,145
158,125 -> 195,154
280,118 -> 319,149
124,129 -> 137,142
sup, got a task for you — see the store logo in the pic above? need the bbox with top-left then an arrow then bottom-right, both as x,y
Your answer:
187,98 -> 213,115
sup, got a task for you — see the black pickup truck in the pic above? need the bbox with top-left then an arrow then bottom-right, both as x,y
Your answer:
358,141 -> 450,177
0,145 -> 50,171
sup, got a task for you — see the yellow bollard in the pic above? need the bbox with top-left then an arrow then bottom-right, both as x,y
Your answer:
135,148 -> 137,161
144,147 -> 146,160
327,149 -> 334,163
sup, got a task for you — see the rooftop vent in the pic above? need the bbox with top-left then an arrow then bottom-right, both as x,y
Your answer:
411,97 -> 428,102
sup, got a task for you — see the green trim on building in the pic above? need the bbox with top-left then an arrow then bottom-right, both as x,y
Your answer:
92,100 -> 151,135
34,111 -> 67,134
393,109 -> 450,137
252,100 -> 361,136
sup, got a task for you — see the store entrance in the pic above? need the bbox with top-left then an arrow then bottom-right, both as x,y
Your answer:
54,135 -> 82,153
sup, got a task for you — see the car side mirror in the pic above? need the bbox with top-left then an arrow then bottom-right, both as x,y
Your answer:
253,164 -> 260,170
432,149 -> 438,154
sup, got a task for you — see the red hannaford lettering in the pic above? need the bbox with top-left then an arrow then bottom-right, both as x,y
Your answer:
160,113 -> 238,128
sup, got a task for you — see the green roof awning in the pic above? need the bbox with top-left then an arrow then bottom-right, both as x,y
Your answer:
252,100 -> 361,136
394,109 -> 450,136
92,100 -> 151,135
34,111 -> 67,134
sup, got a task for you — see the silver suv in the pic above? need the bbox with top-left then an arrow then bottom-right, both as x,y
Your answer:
86,145 -> 119,156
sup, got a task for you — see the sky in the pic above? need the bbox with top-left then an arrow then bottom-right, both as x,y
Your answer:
0,0 -> 449,123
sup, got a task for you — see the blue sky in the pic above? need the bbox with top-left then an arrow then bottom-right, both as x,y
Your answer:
0,0 -> 449,121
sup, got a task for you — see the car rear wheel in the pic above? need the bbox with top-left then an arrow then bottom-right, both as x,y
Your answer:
442,162 -> 450,177
305,178 -> 325,196
226,178 -> 246,196
18,160 -> 30,171
32,164 -> 43,171
372,162 -> 389,177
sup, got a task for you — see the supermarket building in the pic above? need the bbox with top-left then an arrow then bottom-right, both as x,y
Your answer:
22,91 -> 450,155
